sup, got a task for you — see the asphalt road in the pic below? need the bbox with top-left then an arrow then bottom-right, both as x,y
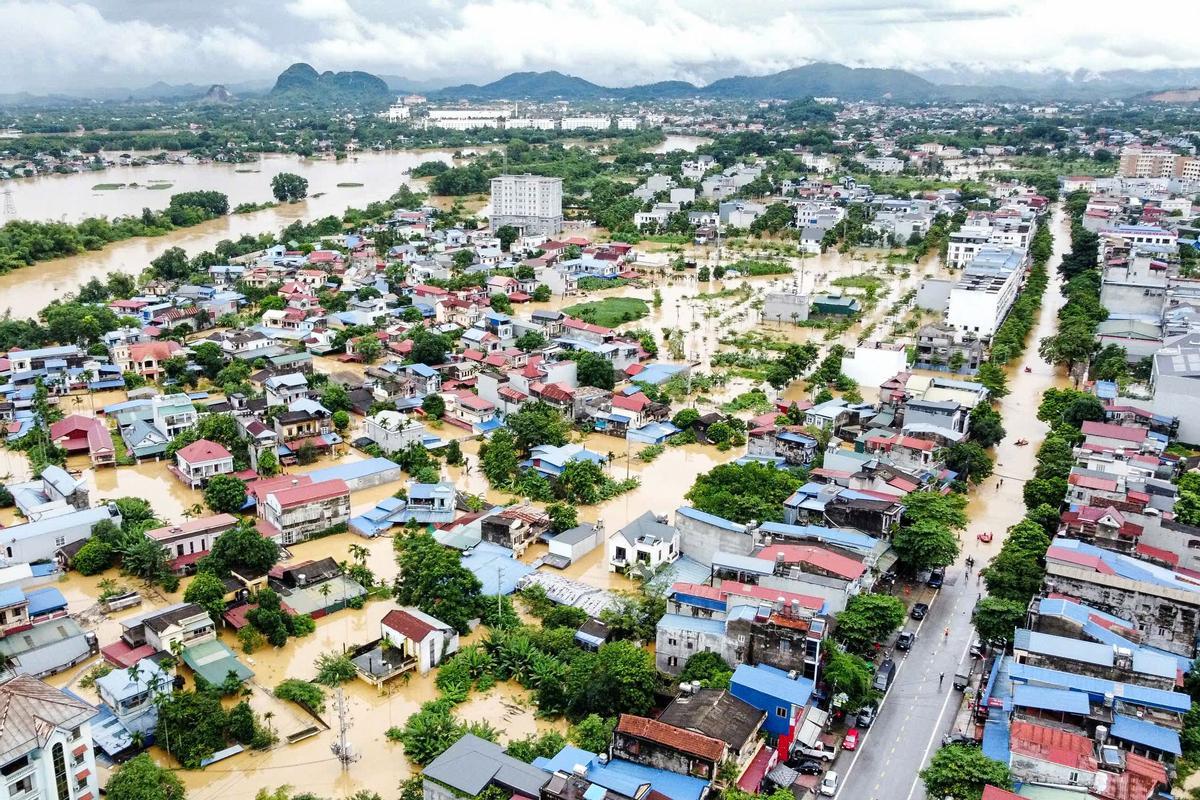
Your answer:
834,571 -> 978,800
832,204 -> 1074,800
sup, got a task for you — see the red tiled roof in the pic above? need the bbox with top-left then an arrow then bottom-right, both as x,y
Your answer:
1046,546 -> 1115,575
177,439 -> 233,464
616,714 -> 725,761
246,474 -> 313,503
981,787 -> 1023,800
1081,420 -> 1148,443
612,392 -> 651,412
1135,542 -> 1178,566
755,544 -> 865,580
1009,720 -> 1096,771
145,513 -> 239,541
382,609 -> 439,642
563,317 -> 613,335
268,478 -> 349,509
1068,473 -> 1118,491
128,340 -> 182,362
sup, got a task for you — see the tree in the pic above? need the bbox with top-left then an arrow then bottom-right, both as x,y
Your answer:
394,532 -> 482,633
564,641 -> 658,720
150,247 -> 191,281
331,410 -> 351,433
902,491 -> 969,531
892,520 -> 960,573
547,502 -> 579,533
356,335 -> 383,363
572,350 -> 616,390
452,250 -> 475,271
394,700 -> 463,765
313,651 -> 357,686
411,331 -> 450,366
945,442 -> 994,484
156,689 -> 230,768
490,293 -> 514,314
1023,477 -> 1068,510
73,537 -> 115,575
419,392 -> 446,420
557,459 -> 608,505
975,362 -> 1009,399
968,404 -> 1006,448
532,284 -> 552,302
835,593 -> 906,654
506,401 -> 571,452
257,449 -> 280,477
671,408 -> 701,430
920,744 -> 1013,800
685,462 -> 805,523
204,474 -> 247,514
202,520 -> 280,577
973,597 -> 1026,645
1038,319 -> 1096,376
271,172 -> 309,202
981,520 -> 1050,604
104,753 -> 186,800
569,714 -> 617,753
320,382 -> 352,413
678,651 -> 733,689
515,330 -> 548,352
496,225 -> 519,252
823,648 -> 875,711
184,572 -> 228,623
479,429 -> 520,486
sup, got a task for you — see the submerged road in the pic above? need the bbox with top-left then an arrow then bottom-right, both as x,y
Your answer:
835,203 -> 1072,800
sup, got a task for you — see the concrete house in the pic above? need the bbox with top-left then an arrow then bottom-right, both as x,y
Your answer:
144,513 -> 240,574
0,675 -> 100,800
608,511 -> 680,575
94,657 -> 170,740
259,478 -> 351,545
612,713 -> 726,781
363,410 -> 427,454
2,504 -> 122,565
381,607 -> 460,674
172,439 -> 235,489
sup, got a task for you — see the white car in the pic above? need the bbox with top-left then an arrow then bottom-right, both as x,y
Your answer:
819,771 -> 839,797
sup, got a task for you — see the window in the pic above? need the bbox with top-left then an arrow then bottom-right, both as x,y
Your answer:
8,775 -> 33,796
667,638 -> 677,646
685,641 -> 693,650
55,536 -> 66,547
51,743 -> 69,800
667,656 -> 678,667
776,706 -> 789,718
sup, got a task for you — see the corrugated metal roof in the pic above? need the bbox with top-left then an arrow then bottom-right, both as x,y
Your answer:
1111,713 -> 1181,755
1011,685 -> 1091,714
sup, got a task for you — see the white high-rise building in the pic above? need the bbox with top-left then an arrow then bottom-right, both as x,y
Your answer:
0,675 -> 100,800
490,174 -> 563,236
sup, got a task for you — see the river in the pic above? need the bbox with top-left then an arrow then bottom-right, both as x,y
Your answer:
0,135 -> 709,313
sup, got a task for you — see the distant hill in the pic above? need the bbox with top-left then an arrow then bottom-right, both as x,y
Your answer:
429,64 -> 1020,103
200,84 -> 233,105
269,63 -> 391,102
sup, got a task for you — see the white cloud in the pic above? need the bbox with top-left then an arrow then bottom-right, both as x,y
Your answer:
2,0 -> 1200,93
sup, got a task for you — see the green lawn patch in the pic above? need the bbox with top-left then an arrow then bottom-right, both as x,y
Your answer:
336,182 -> 364,187
563,297 -> 649,328
92,183 -> 126,190
831,274 -> 886,291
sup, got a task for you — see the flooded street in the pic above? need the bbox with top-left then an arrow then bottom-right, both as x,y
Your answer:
959,203 -> 1069,566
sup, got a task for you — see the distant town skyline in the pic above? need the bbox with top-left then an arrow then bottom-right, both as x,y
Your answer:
3,0 -> 1199,95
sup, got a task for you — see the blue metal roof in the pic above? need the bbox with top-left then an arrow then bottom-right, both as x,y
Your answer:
981,715 -> 1011,763
1006,661 -> 1190,714
1013,628 -> 1114,667
657,613 -> 726,637
26,587 -> 67,616
308,456 -> 400,483
675,506 -> 744,533
1011,685 -> 1090,715
1111,713 -> 1181,755
712,550 -> 773,576
757,521 -> 879,553
731,663 -> 814,707
0,586 -> 25,608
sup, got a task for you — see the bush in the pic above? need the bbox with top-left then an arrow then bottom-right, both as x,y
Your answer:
275,679 -> 327,714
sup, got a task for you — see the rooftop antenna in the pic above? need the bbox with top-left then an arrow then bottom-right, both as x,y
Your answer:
330,687 -> 360,771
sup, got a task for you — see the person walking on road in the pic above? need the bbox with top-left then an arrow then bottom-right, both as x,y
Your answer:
939,672 -> 945,688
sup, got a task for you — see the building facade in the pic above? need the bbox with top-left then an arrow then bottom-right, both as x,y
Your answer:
490,174 -> 563,236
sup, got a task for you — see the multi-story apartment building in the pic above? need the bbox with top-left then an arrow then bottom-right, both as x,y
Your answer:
1117,145 -> 1195,178
259,478 -> 351,545
945,246 -> 1026,340
0,676 -> 99,800
489,174 -> 563,236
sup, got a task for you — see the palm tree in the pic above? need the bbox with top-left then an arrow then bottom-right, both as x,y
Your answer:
182,503 -> 203,521
348,543 -> 369,566
130,731 -> 146,751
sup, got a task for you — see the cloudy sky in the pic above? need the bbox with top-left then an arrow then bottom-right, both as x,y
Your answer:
3,0 -> 1198,93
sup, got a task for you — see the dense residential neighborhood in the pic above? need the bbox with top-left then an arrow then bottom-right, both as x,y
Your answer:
3,19 -> 1200,800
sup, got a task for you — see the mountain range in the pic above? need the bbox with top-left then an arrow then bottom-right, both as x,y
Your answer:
4,62 -> 1200,108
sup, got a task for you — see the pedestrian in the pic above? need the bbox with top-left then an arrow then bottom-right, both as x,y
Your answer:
939,672 -> 944,687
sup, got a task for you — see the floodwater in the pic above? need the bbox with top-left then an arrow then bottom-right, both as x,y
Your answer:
645,135 -> 712,154
2,150 -> 472,225
0,133 -> 706,312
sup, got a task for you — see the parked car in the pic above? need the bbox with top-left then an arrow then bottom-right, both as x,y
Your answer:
856,705 -> 877,728
795,743 -> 836,762
896,631 -> 916,650
910,602 -> 929,620
819,771 -> 840,797
842,728 -> 860,751
872,658 -> 896,692
927,568 -> 945,588
794,759 -> 822,775
942,733 -> 977,747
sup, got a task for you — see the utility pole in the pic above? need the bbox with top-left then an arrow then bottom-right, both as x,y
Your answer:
330,687 -> 359,771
